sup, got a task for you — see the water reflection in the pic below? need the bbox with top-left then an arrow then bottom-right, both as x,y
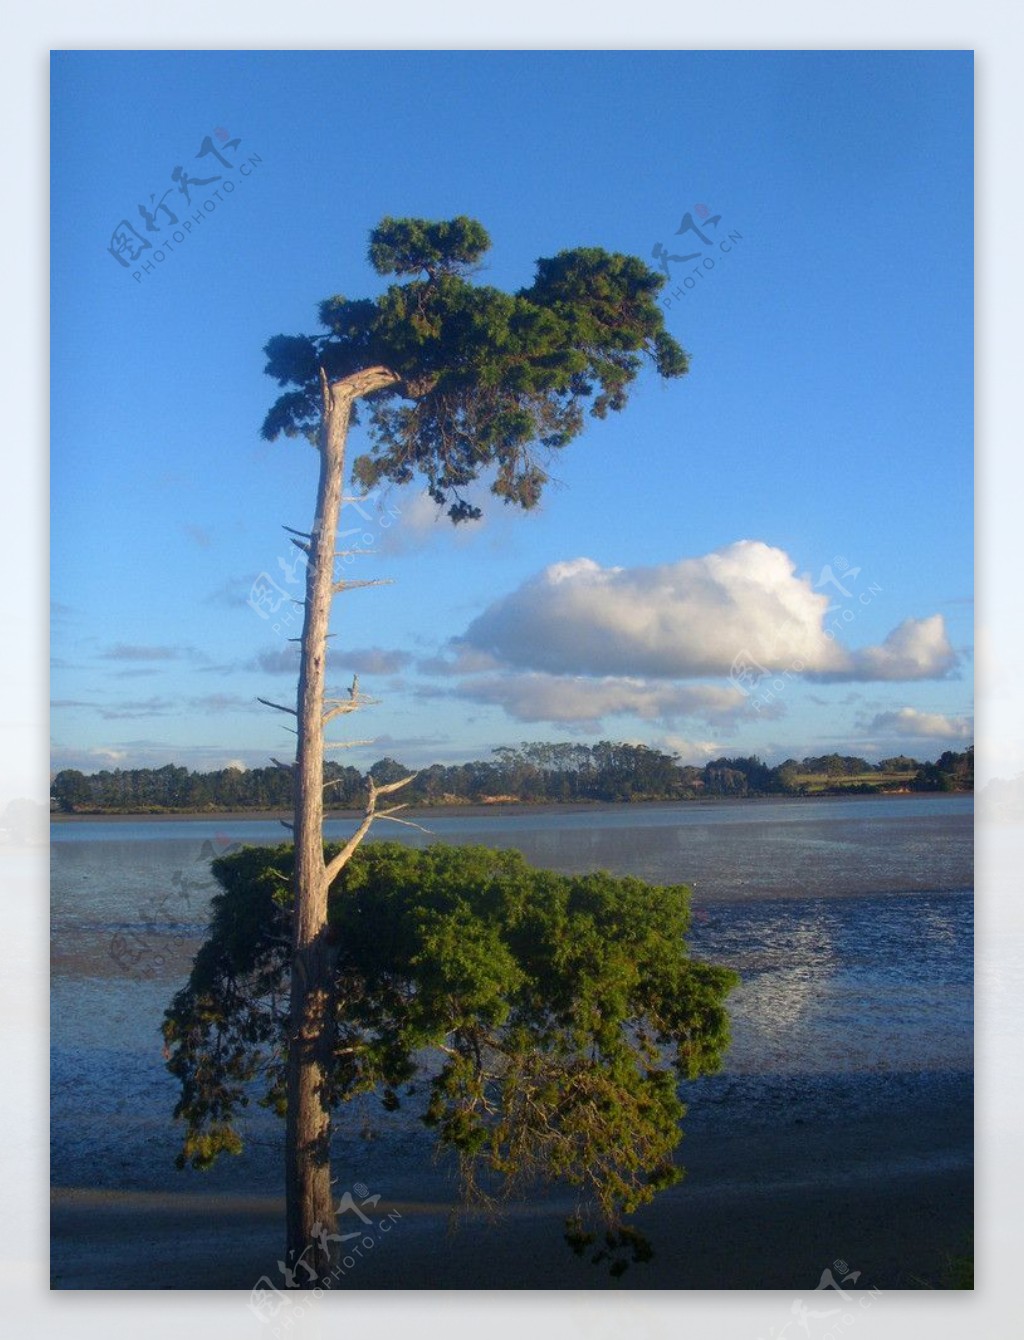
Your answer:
688,890 -> 973,1075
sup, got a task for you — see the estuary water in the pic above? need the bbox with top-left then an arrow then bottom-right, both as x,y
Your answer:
51,795 -> 973,1197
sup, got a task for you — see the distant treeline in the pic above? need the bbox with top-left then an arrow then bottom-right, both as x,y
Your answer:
50,743 -> 974,814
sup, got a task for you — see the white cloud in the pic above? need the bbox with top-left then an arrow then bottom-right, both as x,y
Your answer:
654,735 -> 726,764
867,708 -> 974,741
459,542 -> 957,683
377,487 -> 485,554
840,615 -> 957,681
387,489 -> 452,536
452,673 -> 754,727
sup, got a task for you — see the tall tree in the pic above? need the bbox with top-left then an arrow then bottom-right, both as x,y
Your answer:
255,216 -> 690,1280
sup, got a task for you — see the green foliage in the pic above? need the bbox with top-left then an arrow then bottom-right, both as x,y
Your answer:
47,760 -> 362,813
163,841 -> 738,1248
50,744 -> 976,813
911,747 -> 973,793
367,215 -> 491,277
260,216 -> 690,520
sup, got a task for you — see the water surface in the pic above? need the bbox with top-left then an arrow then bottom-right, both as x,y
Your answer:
51,796 -> 973,1193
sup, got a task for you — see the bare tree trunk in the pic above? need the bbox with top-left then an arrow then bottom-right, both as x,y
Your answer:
284,364 -> 399,1283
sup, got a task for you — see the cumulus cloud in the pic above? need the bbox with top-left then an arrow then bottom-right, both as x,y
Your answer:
867,708 -> 973,741
839,616 -> 957,682
459,543 -> 957,683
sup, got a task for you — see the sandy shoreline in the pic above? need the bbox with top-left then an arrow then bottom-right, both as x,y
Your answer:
51,1167 -> 971,1291
51,1071 -> 973,1291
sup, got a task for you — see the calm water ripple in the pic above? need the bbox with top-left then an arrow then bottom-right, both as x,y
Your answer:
51,797 -> 972,1189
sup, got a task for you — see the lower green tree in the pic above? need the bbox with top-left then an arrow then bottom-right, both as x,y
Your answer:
163,840 -> 738,1279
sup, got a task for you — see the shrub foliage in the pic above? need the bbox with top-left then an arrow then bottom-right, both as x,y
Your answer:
163,842 -> 737,1250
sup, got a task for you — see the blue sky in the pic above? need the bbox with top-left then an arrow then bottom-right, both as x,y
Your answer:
51,49 -> 974,776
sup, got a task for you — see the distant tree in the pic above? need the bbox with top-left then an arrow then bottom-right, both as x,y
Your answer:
877,756 -> 921,773
209,216 -> 691,1279
322,763 -> 364,809
799,754 -> 873,780
50,769 -> 91,813
912,747 -> 973,793
367,757 -> 411,787
702,760 -> 754,797
163,842 -> 738,1273
937,747 -> 974,788
774,759 -> 804,794
911,762 -> 955,792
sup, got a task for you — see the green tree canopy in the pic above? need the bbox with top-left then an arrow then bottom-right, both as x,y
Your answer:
163,841 -> 737,1253
260,215 -> 689,520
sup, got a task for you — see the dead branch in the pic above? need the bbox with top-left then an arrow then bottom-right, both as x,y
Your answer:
330,578 -> 393,594
322,772 -> 418,887
258,697 -> 298,716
